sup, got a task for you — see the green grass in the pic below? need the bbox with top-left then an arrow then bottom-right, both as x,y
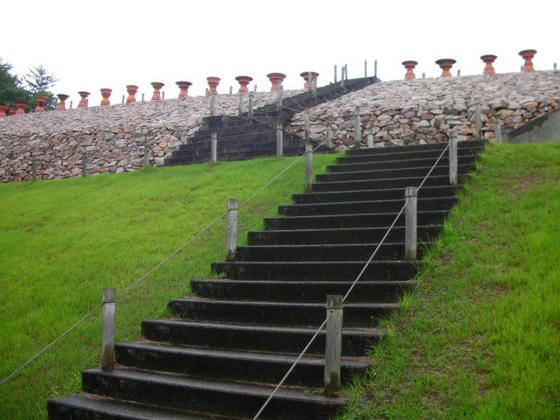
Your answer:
0,153 -> 339,419
340,141 -> 560,419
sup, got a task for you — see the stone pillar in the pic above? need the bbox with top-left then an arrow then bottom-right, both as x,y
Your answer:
519,49 -> 537,72
126,85 -> 138,103
435,58 -> 456,77
480,54 -> 497,75
100,88 -> 112,106
176,81 -> 192,98
151,82 -> 164,101
57,94 -> 69,110
402,60 -> 418,80
206,77 -> 221,96
300,71 -> 319,89
35,96 -> 47,112
267,72 -> 286,91
78,91 -> 90,108
235,76 -> 253,93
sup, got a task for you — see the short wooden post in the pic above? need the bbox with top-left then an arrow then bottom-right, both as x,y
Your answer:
121,95 -> 125,104
226,198 -> 238,259
248,92 -> 254,118
229,86 -> 233,95
554,63 -> 557,71
210,92 -> 216,116
101,287 -> 116,371
367,134 -> 373,148
305,141 -> 313,193
144,144 -> 150,167
276,123 -> 283,157
474,97 -> 482,139
327,126 -> 333,149
344,64 -> 348,80
238,93 -> 244,115
81,153 -> 88,177
364,60 -> 368,77
162,91 -> 165,100
211,131 -> 217,163
404,187 -> 418,260
334,64 -> 337,83
324,294 -> 343,397
141,93 -> 145,103
340,66 -> 345,88
69,100 -> 73,109
304,111 -> 310,140
354,112 -> 362,145
448,131 -> 458,185
32,159 -> 38,180
495,117 -> 503,143
457,70 -> 461,77
254,85 -> 257,92
276,85 -> 284,111
374,60 -> 377,78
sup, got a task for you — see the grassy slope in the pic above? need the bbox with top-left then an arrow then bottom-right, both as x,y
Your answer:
0,153 -> 338,419
340,142 -> 560,419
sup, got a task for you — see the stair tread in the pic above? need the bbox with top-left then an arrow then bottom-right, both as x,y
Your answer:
250,225 -> 441,232
329,153 -> 479,169
170,298 -> 400,309
279,196 -> 455,207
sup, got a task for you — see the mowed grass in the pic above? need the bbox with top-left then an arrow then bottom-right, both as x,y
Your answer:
0,153 -> 339,419
340,141 -> 560,419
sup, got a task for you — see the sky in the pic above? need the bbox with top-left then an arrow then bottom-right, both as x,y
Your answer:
1,0 -> 557,106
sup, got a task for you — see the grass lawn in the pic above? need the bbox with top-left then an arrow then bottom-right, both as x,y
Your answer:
340,141 -> 560,419
0,153 -> 339,419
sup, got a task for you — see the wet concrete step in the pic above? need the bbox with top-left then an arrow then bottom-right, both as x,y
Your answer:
115,342 -> 370,388
247,225 -> 443,245
337,145 -> 484,164
142,319 -> 386,356
191,279 -> 416,303
327,154 -> 479,172
168,298 -> 399,327
211,260 -> 421,281
81,368 -> 346,419
345,140 -> 486,156
312,174 -> 471,192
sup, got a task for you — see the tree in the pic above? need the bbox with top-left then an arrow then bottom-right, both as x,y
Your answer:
0,58 -> 20,90
24,64 -> 58,93
0,58 -> 30,111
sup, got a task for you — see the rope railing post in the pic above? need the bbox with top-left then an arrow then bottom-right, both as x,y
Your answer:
367,133 -> 373,148
211,131 -> 218,164
404,187 -> 418,261
305,140 -> 313,193
248,92 -> 254,119
304,111 -> 310,140
474,96 -> 482,139
354,111 -> 362,146
32,158 -> 38,181
364,59 -> 368,78
144,144 -> 150,167
276,123 -> 283,157
344,64 -> 348,80
327,126 -> 333,149
374,59 -> 378,78
340,66 -> 345,88
334,64 -> 337,83
210,91 -> 216,116
81,152 -> 88,177
226,198 -> 238,259
276,85 -> 283,111
101,287 -> 116,371
448,131 -> 458,185
324,295 -> 343,397
238,92 -> 245,116
495,117 -> 503,143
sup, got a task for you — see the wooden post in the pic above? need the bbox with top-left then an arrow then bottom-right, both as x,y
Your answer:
32,159 -> 38,181
254,85 -> 257,92
305,141 -> 313,193
238,93 -> 244,115
304,111 -> 310,140
101,287 -> 116,371
334,64 -> 337,83
69,100 -> 73,109
141,93 -> 145,103
210,92 -> 216,116
144,144 -> 150,167
404,187 -> 418,260
248,92 -> 254,118
327,126 -> 333,149
276,85 -> 283,111
474,97 -> 482,139
276,123 -> 283,157
554,63 -> 557,71
495,117 -> 503,143
211,131 -> 217,163
448,131 -> 458,185
324,295 -> 343,397
229,86 -> 233,95
162,91 -> 165,100
374,60 -> 378,78
121,95 -> 125,104
364,60 -> 368,77
344,64 -> 348,80
354,112 -> 362,145
81,153 -> 88,177
367,134 -> 373,148
457,70 -> 461,77
340,66 -> 345,88
226,199 -> 238,259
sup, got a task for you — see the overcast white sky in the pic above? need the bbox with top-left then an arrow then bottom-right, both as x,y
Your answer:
2,0 -> 557,105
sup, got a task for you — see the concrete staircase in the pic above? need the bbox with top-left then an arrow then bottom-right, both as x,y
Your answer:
48,140 -> 485,419
164,77 -> 378,166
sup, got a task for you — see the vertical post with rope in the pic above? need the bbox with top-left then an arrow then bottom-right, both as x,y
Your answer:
474,97 -> 482,139
81,153 -> 88,177
305,141 -> 313,194
238,93 -> 245,115
248,92 -> 254,119
211,131 -> 218,164
210,92 -> 216,116
276,123 -> 283,157
144,144 -> 150,167
276,85 -> 283,111
334,64 -> 337,83
354,111 -> 362,146
327,126 -> 333,149
367,134 -> 373,148
101,287 -> 116,371
404,187 -> 418,261
374,60 -> 378,78
448,131 -> 458,185
364,60 -> 368,77
226,199 -> 238,259
32,159 -> 38,181
495,117 -> 503,143
324,295 -> 343,397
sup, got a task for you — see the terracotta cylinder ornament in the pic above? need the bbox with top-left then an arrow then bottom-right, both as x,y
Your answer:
402,60 -> 418,80
519,49 -> 537,72
151,82 -> 164,101
235,76 -> 253,93
100,88 -> 112,106
35,96 -> 47,112
206,77 -> 220,96
57,94 -> 69,110
480,55 -> 497,75
78,91 -> 90,108
267,72 -> 286,91
300,71 -> 319,89
435,58 -> 456,77
126,85 -> 138,103
15,100 -> 27,114
0,104 -> 7,117
176,81 -> 192,98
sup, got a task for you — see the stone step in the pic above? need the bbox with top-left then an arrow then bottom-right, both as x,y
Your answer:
265,210 -> 447,229
165,146 -> 304,165
345,140 -> 486,156
115,342 -> 370,388
234,242 -> 433,261
292,185 -> 462,203
142,319 -> 386,356
191,279 -> 416,303
247,225 -> 443,245
327,154 -> 479,172
312,174 -> 471,192
168,298 -> 399,327
48,394 -> 217,420
315,163 -> 476,182
211,260 -> 421,281
81,368 -> 347,419
337,145 -> 484,164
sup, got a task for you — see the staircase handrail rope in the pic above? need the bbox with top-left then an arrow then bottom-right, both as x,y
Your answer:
0,134 -> 328,388
253,142 -> 450,420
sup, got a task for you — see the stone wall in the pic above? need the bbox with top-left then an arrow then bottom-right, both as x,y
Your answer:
0,90 -> 302,182
287,71 -> 560,149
